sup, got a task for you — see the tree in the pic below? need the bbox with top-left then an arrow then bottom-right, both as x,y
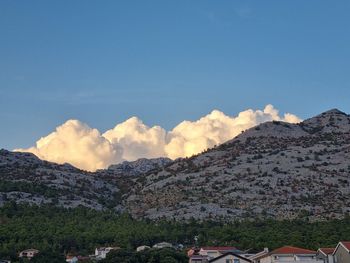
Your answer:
30,251 -> 66,263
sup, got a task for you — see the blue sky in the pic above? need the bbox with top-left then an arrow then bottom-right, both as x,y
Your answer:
1,0 -> 350,150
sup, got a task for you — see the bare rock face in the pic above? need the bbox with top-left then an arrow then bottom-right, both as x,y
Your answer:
125,109 -> 350,221
1,109 -> 350,222
0,149 -> 122,210
301,109 -> 350,134
231,121 -> 308,141
107,157 -> 172,176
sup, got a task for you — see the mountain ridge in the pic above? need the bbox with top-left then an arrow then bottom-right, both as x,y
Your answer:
1,108 -> 350,221
125,108 -> 350,220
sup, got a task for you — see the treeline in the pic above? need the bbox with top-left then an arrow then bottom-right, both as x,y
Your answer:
0,202 -> 349,261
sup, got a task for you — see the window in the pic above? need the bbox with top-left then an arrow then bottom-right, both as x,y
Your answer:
225,258 -> 240,263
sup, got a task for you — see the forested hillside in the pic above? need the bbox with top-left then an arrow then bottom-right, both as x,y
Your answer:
0,203 -> 350,261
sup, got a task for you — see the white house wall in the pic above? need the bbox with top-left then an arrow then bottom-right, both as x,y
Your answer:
211,254 -> 250,263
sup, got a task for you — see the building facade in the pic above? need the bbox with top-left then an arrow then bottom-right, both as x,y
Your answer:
316,248 -> 334,263
95,247 -> 120,259
209,252 -> 251,263
199,247 -> 241,260
259,246 -> 322,263
332,242 -> 350,263
19,249 -> 39,259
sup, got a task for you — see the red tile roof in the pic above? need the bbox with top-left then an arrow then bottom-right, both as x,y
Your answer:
319,248 -> 335,255
270,246 -> 316,255
201,246 -> 237,251
341,241 -> 350,250
187,248 -> 198,257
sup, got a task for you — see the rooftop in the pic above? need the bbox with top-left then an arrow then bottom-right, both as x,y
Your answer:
318,248 -> 335,255
340,241 -> 350,250
201,246 -> 238,251
269,246 -> 316,255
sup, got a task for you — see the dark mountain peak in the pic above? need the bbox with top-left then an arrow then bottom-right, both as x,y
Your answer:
225,108 -> 350,143
0,148 -> 41,164
301,108 -> 350,134
309,108 -> 348,121
224,119 -> 308,144
321,108 -> 347,115
0,148 -> 82,173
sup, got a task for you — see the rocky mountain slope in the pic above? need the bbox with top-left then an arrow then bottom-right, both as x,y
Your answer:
0,150 -> 169,210
125,109 -> 350,221
1,109 -> 350,221
0,150 -> 123,210
107,157 -> 172,176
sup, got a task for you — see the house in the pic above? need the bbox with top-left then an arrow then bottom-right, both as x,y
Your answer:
189,254 -> 209,263
95,247 -> 120,259
188,247 -> 209,263
152,242 -> 173,249
209,252 -> 252,263
66,255 -> 78,263
19,249 -> 39,259
332,241 -> 350,263
316,248 -> 334,263
75,256 -> 90,262
198,247 -> 241,260
136,245 -> 151,252
258,246 -> 322,263
66,254 -> 92,263
248,248 -> 269,263
187,247 -> 209,263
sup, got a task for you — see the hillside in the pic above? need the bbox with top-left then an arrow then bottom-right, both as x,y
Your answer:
0,150 -> 168,211
107,157 -> 172,176
125,109 -> 350,221
1,109 -> 350,221
0,149 -> 124,210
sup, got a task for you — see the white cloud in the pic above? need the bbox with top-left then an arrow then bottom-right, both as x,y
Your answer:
102,117 -> 167,161
16,104 -> 301,171
15,120 -> 122,172
164,104 -> 300,159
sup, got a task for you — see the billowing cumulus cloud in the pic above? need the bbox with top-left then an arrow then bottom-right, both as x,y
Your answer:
102,117 -> 167,161
16,104 -> 301,171
15,120 -> 122,171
